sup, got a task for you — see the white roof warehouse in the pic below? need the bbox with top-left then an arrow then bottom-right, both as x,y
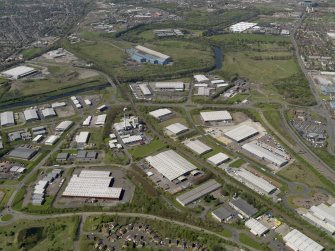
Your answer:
149,108 -> 173,120
2,66 -> 37,79
145,150 -> 197,181
283,229 -> 324,251
0,111 -> 15,126
184,140 -> 212,155
224,124 -> 259,143
200,110 -> 232,122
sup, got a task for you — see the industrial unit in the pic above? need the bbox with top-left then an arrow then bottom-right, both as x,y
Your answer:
229,22 -> 257,33
245,218 -> 269,236
184,140 -> 212,155
207,152 -> 230,166
62,170 -> 123,200
224,124 -> 259,143
0,111 -> 15,126
128,45 -> 171,65
55,120 -> 73,132
76,131 -> 90,148
283,229 -> 324,251
121,135 -> 143,145
24,109 -> 39,121
145,150 -> 197,181
82,116 -> 92,126
41,107 -> 56,118
155,82 -> 185,91
200,110 -> 232,123
7,146 -> 38,160
211,206 -> 235,222
149,108 -> 173,121
194,74 -> 209,83
138,83 -> 152,96
303,203 -> 335,234
242,142 -> 288,167
2,66 -> 37,79
165,123 -> 189,136
176,179 -> 221,206
234,168 -> 277,194
45,135 -> 60,145
229,197 -> 257,218
95,114 -> 107,126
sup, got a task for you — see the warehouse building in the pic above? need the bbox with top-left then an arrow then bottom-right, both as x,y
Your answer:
207,152 -> 230,166
45,135 -> 60,145
55,120 -> 73,132
242,142 -> 288,167
62,170 -> 123,200
155,82 -> 185,91
8,146 -> 38,160
2,66 -> 37,79
145,150 -> 197,181
245,218 -> 269,236
176,179 -> 221,206
139,83 -> 152,96
1,111 -> 15,127
235,168 -> 277,194
200,110 -> 232,123
165,123 -> 189,136
306,203 -> 335,234
51,102 -> 66,108
41,107 -> 56,118
224,124 -> 259,143
229,22 -> 257,33
149,108 -> 173,121
95,114 -> 107,126
82,116 -> 92,126
283,229 -> 324,251
121,135 -> 143,145
24,109 -> 39,121
75,131 -> 90,149
229,197 -> 257,218
97,105 -> 108,112
32,126 -> 47,136
194,74 -> 209,83
56,152 -> 69,162
184,140 -> 212,155
84,99 -> 92,106
114,116 -> 139,133
303,212 -> 335,235
76,150 -> 98,161
128,45 -> 171,65
212,206 -> 235,222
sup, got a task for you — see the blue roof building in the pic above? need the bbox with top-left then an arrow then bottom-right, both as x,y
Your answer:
127,45 -> 171,65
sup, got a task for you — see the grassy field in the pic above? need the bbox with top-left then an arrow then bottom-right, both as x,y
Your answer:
0,214 -> 13,221
229,159 -> 246,168
0,188 -> 14,210
0,216 -> 79,250
129,139 -> 167,160
239,233 -> 264,250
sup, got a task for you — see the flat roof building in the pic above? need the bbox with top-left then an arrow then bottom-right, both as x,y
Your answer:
155,82 -> 185,91
245,218 -> 269,236
310,203 -> 335,227
76,132 -> 90,148
139,83 -> 152,96
41,108 -> 56,118
242,142 -> 288,167
303,212 -> 335,235
224,124 -> 259,143
229,197 -> 257,218
212,206 -> 235,222
128,45 -> 171,65
207,152 -> 230,166
2,66 -> 37,79
235,168 -> 277,194
121,135 -> 143,145
51,102 -> 66,108
45,135 -> 60,145
149,108 -> 173,121
194,74 -> 209,83
200,110 -> 232,123
230,22 -> 257,33
165,123 -> 189,136
95,114 -> 107,126
176,179 -> 221,206
1,111 -> 15,126
8,146 -> 38,160
184,140 -> 212,155
283,229 -> 324,251
24,109 -> 39,121
145,150 -> 197,181
55,121 -> 73,132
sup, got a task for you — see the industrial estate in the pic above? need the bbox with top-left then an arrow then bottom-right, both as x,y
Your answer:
0,0 -> 335,250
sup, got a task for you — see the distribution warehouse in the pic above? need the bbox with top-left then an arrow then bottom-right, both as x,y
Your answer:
207,152 -> 230,166
283,229 -> 324,251
184,140 -> 212,155
155,82 -> 184,91
224,124 -> 259,143
242,142 -> 288,167
0,111 -> 15,126
165,123 -> 189,136
200,110 -> 232,123
145,150 -> 197,181
24,109 -> 39,121
139,83 -> 152,96
149,108 -> 173,121
229,22 -> 257,33
303,203 -> 335,234
55,120 -> 73,132
245,218 -> 269,236
176,179 -> 221,206
62,170 -> 123,200
1,65 -> 37,79
128,45 -> 171,65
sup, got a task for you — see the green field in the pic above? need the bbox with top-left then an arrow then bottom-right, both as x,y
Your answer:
129,139 -> 167,160
229,159 -> 246,168
239,233 -> 264,250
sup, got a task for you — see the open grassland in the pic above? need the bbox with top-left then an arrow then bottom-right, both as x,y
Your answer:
0,216 -> 79,251
129,139 -> 167,160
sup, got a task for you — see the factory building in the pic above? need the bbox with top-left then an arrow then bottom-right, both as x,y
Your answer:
2,66 -> 37,79
303,212 -> 335,235
95,114 -> 107,126
128,45 -> 171,65
82,116 -> 92,126
75,132 -> 90,149
7,146 -> 38,160
184,140 -> 212,155
242,142 -> 288,167
45,135 -> 60,145
229,197 -> 257,218
245,218 -> 269,236
283,229 -> 324,251
194,74 -> 209,83
211,206 -> 235,222
200,110 -> 232,123
165,123 -> 189,136
207,152 -> 230,166
0,111 -> 15,127
62,170 -> 123,200
176,179 -> 221,206
114,116 -> 139,133
145,150 -> 197,181
229,22 -> 257,33
24,109 -> 39,121
235,168 -> 277,194
32,126 -> 47,136
55,120 -> 73,132
224,124 -> 259,143
303,203 -> 335,234
149,108 -> 173,121
155,82 -> 185,91
41,108 -> 56,118
121,135 -> 143,145
51,102 -> 66,108
139,83 -> 152,96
